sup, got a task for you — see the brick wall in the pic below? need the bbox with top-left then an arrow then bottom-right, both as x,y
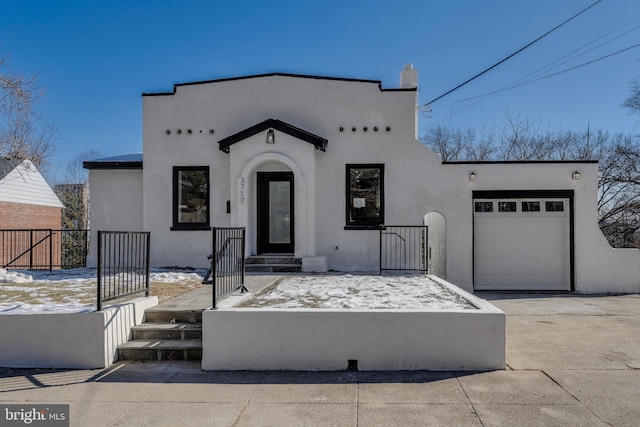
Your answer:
0,202 -> 62,268
0,201 -> 62,230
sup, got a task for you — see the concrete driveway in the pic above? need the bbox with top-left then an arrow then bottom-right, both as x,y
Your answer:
1,292 -> 639,426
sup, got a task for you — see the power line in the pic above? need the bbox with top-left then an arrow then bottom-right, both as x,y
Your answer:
424,0 -> 603,107
522,42 -> 640,84
420,15 -> 640,129
525,21 -> 640,80
425,13 -> 640,113
420,41 -> 640,131
458,42 -> 640,110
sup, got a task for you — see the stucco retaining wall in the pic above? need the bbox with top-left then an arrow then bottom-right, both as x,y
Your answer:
202,277 -> 505,371
0,296 -> 157,369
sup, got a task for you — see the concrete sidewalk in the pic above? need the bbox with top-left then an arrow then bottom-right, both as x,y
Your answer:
1,292 -> 640,426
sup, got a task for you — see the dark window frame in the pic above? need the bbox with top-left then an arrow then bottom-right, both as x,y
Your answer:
522,201 -> 541,212
475,201 -> 494,213
546,201 -> 565,212
498,201 -> 517,212
171,166 -> 211,231
345,164 -> 385,230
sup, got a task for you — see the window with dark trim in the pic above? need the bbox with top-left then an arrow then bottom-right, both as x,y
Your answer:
546,201 -> 564,212
475,202 -> 493,212
522,201 -> 541,212
345,164 -> 384,229
172,166 -> 210,230
498,201 -> 517,212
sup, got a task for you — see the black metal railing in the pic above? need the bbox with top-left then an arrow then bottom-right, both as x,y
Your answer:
97,231 -> 150,311
380,225 -> 428,273
0,229 -> 89,270
202,227 -> 246,308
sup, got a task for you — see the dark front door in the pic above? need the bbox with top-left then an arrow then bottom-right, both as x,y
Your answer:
257,172 -> 294,254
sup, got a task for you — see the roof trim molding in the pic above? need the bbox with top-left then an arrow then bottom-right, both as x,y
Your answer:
83,161 -> 143,170
443,160 -> 598,165
83,154 -> 143,170
218,118 -> 328,153
142,72 -> 416,97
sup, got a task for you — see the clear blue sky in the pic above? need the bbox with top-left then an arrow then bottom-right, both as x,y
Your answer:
1,0 -> 639,181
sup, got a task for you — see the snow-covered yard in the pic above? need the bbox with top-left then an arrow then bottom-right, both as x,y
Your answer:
1,269 -> 477,313
0,268 -> 206,314
241,274 -> 476,310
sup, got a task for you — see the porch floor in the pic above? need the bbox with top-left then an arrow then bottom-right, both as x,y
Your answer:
149,274 -> 281,313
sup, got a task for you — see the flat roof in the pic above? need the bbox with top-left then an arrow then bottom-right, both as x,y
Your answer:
83,154 -> 143,170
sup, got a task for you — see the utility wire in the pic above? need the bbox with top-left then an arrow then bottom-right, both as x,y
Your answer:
424,14 -> 640,113
518,42 -> 640,85
526,22 -> 640,79
458,42 -> 640,109
420,15 -> 640,129
420,41 -> 640,130
424,0 -> 603,107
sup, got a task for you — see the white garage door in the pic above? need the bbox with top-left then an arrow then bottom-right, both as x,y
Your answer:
474,198 -> 570,291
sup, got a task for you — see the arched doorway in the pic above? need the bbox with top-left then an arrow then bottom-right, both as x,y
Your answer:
423,211 -> 447,279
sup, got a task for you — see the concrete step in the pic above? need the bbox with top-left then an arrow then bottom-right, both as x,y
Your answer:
245,256 -> 302,273
131,322 -> 202,340
118,339 -> 202,361
144,309 -> 203,323
246,256 -> 302,265
245,264 -> 302,273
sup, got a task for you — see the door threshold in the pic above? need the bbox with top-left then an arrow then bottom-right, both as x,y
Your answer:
251,253 -> 294,258
254,253 -> 295,257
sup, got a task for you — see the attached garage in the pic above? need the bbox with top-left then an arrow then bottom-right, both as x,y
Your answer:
473,191 -> 573,291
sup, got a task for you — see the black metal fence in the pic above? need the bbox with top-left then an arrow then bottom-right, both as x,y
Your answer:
0,229 -> 89,270
202,227 -> 246,308
97,231 -> 150,311
60,229 -> 90,269
380,225 -> 428,273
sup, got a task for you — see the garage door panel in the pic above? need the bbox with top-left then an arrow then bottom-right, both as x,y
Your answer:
478,254 -> 546,274
520,235 -> 544,252
475,232 -> 504,250
518,274 -> 548,286
545,239 -> 565,252
474,198 -> 570,291
545,253 -> 566,268
477,274 -> 523,287
546,275 -> 567,287
479,233 -> 544,253
519,221 -> 547,233
545,221 -> 565,233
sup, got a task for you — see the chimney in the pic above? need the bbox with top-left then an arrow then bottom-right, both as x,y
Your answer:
400,63 -> 418,88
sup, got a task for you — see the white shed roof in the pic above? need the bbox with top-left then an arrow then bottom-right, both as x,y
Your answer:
0,160 -> 64,208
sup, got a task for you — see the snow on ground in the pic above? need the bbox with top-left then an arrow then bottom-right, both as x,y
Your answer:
0,268 -> 205,314
243,274 -> 476,310
0,269 -> 475,313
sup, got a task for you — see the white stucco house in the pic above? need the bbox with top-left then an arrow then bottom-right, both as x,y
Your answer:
84,65 -> 640,294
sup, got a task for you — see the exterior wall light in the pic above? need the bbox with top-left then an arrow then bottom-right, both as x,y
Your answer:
468,172 -> 476,181
266,129 -> 275,144
572,171 -> 581,180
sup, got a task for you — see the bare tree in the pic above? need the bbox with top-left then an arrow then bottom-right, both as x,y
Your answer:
0,53 -> 55,174
421,125 -> 475,162
55,150 -> 101,230
467,130 -> 496,161
622,76 -> 640,115
596,135 -> 640,247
